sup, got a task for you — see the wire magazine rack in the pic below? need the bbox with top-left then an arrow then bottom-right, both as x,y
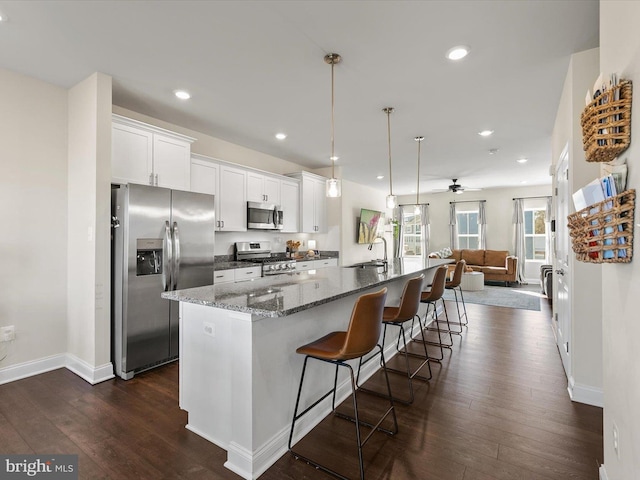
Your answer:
567,189 -> 635,263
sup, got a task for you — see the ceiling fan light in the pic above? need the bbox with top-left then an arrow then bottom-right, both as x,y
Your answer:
455,189 -> 464,195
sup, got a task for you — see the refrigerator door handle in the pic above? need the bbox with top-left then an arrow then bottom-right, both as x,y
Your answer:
163,221 -> 173,292
172,221 -> 181,290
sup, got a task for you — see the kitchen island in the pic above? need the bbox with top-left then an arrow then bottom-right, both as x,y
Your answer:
162,258 -> 450,480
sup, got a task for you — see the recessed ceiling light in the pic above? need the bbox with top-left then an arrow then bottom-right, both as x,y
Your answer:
275,133 -> 287,140
446,45 -> 470,61
517,158 -> 528,163
330,156 -> 339,161
521,180 -> 528,184
0,12 -> 6,22
376,175 -> 384,180
478,130 -> 494,137
174,90 -> 191,100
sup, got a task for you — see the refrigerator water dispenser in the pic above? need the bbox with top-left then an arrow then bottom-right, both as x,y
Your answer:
136,238 -> 163,276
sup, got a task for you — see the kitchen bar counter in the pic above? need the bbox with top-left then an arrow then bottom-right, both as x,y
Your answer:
165,258 -> 450,480
163,258 -> 449,317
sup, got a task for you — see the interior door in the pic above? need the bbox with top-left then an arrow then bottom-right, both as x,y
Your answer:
555,146 -> 571,377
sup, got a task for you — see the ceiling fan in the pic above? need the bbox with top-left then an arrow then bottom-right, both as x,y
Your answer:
433,179 -> 482,194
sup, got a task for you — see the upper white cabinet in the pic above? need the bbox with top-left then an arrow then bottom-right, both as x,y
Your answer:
280,179 -> 300,233
287,172 -> 328,233
191,155 -> 246,232
219,164 -> 247,231
112,114 -> 195,190
247,172 -> 280,204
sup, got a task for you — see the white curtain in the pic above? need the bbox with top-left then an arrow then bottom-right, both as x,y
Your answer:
419,204 -> 430,259
545,196 -> 553,263
478,201 -> 487,249
397,205 -> 407,258
449,203 -> 458,249
512,198 -> 526,283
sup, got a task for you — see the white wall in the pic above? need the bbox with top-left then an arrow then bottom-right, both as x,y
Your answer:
339,179 -> 392,266
599,3 -> 640,477
67,73 -> 113,380
551,47 -> 603,407
398,184 -> 552,255
0,69 -> 68,371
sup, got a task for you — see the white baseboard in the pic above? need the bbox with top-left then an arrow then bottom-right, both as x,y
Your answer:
0,353 -> 67,385
65,354 -> 114,384
0,353 -> 114,386
599,464 -> 609,480
568,376 -> 604,408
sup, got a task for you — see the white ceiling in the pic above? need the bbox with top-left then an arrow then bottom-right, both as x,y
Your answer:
0,0 -> 599,195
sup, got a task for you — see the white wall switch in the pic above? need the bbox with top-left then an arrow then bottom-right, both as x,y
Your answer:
0,325 -> 15,342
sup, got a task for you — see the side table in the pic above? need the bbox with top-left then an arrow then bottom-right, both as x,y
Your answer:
460,271 -> 484,291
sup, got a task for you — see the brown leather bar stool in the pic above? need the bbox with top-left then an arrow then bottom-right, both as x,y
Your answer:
356,275 -> 431,405
443,260 -> 468,332
415,265 -> 452,362
288,288 -> 398,480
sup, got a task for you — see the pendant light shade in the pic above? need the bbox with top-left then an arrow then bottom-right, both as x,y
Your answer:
383,107 -> 396,209
414,136 -> 424,214
325,53 -> 342,198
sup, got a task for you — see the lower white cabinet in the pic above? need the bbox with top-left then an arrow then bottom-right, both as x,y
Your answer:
296,258 -> 338,271
234,266 -> 261,282
213,270 -> 235,284
214,266 -> 261,284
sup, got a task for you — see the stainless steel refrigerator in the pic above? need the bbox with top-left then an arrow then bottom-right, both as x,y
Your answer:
111,183 -> 215,380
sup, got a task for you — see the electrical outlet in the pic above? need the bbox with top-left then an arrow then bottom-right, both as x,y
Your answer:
613,422 -> 620,459
0,325 -> 15,342
203,322 -> 215,337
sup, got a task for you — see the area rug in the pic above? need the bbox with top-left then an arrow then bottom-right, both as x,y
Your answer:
442,284 -> 542,311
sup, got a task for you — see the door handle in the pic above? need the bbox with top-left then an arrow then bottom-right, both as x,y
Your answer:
172,222 -> 180,290
555,269 -> 565,276
163,221 -> 172,291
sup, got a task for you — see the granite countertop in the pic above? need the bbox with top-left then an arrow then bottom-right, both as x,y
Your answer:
214,261 -> 250,271
162,258 -> 451,318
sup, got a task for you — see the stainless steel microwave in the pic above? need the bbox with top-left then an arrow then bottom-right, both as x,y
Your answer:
247,202 -> 284,230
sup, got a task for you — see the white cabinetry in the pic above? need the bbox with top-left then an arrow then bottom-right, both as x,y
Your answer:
112,114 -> 195,190
286,172 -> 328,233
314,258 -> 338,268
234,266 -> 261,282
213,270 -> 234,284
280,179 -> 300,233
247,172 -> 280,204
190,155 -> 246,232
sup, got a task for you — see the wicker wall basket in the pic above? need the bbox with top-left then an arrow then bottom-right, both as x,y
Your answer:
581,80 -> 632,163
567,189 -> 635,263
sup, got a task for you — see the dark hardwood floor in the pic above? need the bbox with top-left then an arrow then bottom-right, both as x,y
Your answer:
0,296 -> 602,479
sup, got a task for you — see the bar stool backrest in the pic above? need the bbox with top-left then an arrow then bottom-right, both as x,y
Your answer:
448,260 -> 467,287
425,266 -> 448,301
340,288 -> 388,359
391,275 -> 424,322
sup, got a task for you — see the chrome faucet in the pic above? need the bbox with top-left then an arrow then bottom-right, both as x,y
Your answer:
368,236 -> 388,271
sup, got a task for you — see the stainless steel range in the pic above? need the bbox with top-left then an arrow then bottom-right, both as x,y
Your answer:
235,241 -> 296,276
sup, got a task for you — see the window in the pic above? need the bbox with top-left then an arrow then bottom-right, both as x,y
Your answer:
402,211 -> 421,256
524,208 -> 546,260
457,211 -> 479,249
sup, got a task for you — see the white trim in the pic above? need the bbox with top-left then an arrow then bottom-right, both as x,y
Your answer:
599,464 -> 609,480
567,376 -> 603,408
65,354 -> 115,384
0,353 -> 67,385
0,353 -> 114,386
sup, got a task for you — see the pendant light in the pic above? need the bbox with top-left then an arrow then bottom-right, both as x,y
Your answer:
325,53 -> 341,198
383,107 -> 396,208
414,136 -> 424,214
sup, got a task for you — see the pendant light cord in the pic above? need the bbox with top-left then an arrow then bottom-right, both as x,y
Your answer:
331,59 -> 335,179
385,108 -> 393,196
415,136 -> 424,205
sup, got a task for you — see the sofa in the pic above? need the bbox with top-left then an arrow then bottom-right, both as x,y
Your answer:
432,249 -> 518,285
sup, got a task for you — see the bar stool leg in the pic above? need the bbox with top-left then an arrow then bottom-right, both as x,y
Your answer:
455,286 -> 468,325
